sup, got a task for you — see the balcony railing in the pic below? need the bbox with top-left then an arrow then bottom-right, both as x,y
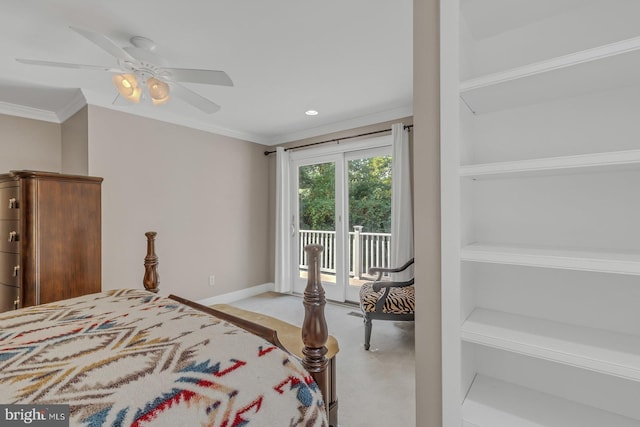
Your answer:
299,227 -> 392,279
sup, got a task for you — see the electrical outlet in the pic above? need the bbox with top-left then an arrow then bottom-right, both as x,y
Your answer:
208,275 -> 215,286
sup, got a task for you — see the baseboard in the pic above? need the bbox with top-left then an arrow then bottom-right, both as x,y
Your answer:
197,282 -> 275,306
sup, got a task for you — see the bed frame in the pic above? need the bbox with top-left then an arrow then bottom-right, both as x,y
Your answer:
142,232 -> 338,426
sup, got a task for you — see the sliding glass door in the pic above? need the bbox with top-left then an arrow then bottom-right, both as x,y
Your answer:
290,139 -> 392,303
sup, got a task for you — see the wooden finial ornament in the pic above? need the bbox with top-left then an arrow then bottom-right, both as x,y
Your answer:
143,231 -> 159,293
301,244 -> 329,393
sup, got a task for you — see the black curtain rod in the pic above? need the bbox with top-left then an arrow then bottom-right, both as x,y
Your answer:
263,124 -> 413,156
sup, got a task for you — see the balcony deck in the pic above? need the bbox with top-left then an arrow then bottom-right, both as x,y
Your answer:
298,270 -> 375,287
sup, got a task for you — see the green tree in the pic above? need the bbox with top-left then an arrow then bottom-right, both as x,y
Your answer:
348,156 -> 391,233
298,156 -> 391,233
299,162 -> 335,230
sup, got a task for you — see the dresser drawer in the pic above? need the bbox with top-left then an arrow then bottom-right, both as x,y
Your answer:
0,186 -> 19,220
0,283 -> 19,312
0,220 -> 20,254
0,252 -> 19,287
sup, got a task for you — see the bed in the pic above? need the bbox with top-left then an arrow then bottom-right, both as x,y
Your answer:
0,232 -> 338,427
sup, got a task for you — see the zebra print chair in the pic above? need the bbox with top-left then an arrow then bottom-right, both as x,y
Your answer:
358,258 -> 415,350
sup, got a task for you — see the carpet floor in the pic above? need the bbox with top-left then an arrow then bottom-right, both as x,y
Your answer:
225,292 -> 416,427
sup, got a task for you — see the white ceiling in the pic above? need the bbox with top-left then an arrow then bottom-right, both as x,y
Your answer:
0,0 -> 413,145
460,0 -> 598,40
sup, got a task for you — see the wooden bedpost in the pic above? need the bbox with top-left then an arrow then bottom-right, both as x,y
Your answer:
301,244 -> 337,424
143,231 -> 159,293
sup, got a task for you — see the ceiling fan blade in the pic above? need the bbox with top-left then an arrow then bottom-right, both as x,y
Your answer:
70,26 -> 136,62
162,68 -> 233,86
112,93 -> 134,106
16,58 -> 120,72
170,83 -> 221,114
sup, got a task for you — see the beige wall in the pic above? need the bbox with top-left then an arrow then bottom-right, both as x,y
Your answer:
0,114 -> 61,173
61,106 -> 89,175
87,106 -> 272,301
0,108 -> 271,301
414,0 -> 442,425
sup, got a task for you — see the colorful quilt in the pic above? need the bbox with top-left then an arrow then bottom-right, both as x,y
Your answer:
0,289 -> 328,426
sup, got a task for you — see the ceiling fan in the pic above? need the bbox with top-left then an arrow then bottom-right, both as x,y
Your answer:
16,26 -> 233,114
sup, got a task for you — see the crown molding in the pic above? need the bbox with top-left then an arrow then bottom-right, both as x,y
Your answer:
0,97 -> 412,146
0,90 -> 86,124
97,104 -> 268,144
0,101 -> 60,123
262,104 -> 414,146
56,90 -> 87,122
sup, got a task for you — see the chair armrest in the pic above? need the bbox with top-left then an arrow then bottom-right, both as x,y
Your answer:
369,258 -> 415,280
372,278 -> 415,292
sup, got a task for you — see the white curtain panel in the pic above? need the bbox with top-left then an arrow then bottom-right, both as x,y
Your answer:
274,147 -> 292,293
391,123 -> 414,281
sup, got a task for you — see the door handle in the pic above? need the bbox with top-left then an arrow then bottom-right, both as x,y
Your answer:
8,231 -> 18,242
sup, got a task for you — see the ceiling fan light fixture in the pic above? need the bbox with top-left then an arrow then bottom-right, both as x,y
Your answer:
112,73 -> 141,103
19,28 -> 230,113
147,77 -> 170,106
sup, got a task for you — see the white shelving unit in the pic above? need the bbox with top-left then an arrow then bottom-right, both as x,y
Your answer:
442,1 -> 640,426
462,308 -> 640,381
460,149 -> 640,179
460,36 -> 640,114
463,375 -> 640,427
461,243 -> 640,276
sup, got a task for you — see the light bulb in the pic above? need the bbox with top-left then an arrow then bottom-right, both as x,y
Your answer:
112,74 -> 141,103
147,77 -> 170,106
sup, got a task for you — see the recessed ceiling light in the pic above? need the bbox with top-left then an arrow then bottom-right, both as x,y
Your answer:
305,110 -> 319,116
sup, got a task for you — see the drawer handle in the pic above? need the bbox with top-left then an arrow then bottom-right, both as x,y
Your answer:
8,198 -> 17,209
8,231 -> 18,242
12,265 -> 19,277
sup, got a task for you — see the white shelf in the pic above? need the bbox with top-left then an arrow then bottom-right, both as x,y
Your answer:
461,243 -> 640,275
460,149 -> 640,180
462,308 -> 640,382
460,36 -> 640,114
463,375 -> 640,427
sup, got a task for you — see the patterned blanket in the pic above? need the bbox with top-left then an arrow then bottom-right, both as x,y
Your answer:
0,289 -> 328,426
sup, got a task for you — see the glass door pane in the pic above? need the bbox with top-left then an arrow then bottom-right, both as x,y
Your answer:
345,149 -> 392,302
293,156 -> 345,301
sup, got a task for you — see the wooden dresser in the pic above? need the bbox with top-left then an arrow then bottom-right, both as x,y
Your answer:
0,170 -> 103,310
